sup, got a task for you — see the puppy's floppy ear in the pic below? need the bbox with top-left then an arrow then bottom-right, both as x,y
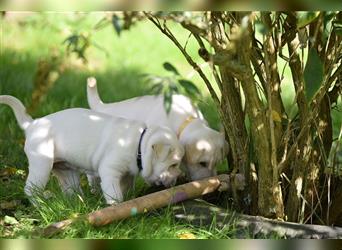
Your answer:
185,142 -> 203,164
152,143 -> 171,161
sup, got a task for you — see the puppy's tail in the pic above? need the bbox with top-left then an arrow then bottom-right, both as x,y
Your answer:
0,95 -> 33,130
87,77 -> 104,110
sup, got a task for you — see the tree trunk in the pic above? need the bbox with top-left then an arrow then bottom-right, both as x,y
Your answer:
219,67 -> 252,212
145,10 -> 341,224
236,13 -> 284,218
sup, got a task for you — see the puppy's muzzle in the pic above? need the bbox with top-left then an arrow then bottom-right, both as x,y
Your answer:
157,169 -> 181,187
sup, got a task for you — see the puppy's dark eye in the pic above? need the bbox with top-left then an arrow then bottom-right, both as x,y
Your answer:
199,161 -> 207,168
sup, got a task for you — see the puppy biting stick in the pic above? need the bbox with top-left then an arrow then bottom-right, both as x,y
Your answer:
43,174 -> 244,237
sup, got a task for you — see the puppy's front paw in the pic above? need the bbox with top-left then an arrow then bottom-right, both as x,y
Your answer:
106,199 -> 119,206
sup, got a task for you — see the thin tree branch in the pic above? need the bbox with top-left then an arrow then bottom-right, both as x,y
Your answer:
327,61 -> 342,88
144,12 -> 223,118
261,13 -> 279,183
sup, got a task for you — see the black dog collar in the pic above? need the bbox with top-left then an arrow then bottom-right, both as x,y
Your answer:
137,128 -> 147,171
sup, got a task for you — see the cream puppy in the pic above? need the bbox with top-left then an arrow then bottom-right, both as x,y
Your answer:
0,95 -> 184,204
87,78 -> 228,181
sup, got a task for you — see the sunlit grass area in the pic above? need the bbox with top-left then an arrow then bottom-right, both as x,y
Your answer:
0,12 -> 228,239
0,12 -> 341,239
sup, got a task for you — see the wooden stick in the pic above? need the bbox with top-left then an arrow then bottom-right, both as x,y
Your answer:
43,174 -> 241,237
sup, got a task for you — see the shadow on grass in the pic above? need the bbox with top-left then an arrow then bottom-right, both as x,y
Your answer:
0,47 -> 222,175
0,50 -> 149,202
0,48 -> 221,206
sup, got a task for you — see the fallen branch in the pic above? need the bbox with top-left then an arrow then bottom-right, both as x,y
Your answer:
173,199 -> 342,239
43,174 -> 241,237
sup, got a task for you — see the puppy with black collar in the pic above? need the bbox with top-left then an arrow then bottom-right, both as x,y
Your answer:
0,95 -> 184,205
87,78 -> 228,181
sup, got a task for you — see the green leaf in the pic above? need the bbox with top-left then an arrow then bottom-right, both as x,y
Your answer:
112,15 -> 122,36
333,20 -> 342,36
163,91 -> 173,114
145,75 -> 164,85
297,11 -> 320,29
62,33 -> 90,61
178,79 -> 201,98
169,83 -> 179,94
93,16 -> 110,31
323,12 -> 336,43
149,83 -> 163,95
163,62 -> 180,75
304,49 -> 324,101
254,20 -> 268,35
63,34 -> 78,45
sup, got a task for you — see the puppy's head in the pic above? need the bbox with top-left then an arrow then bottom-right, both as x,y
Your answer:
183,128 -> 228,181
142,127 -> 184,187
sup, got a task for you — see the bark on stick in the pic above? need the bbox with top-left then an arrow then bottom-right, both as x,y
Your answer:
43,174 -> 239,237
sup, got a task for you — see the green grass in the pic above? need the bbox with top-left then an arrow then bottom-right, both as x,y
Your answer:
0,12 -> 341,239
0,13 -> 230,239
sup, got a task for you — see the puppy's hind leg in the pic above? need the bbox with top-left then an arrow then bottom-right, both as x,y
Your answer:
24,142 -> 54,201
52,163 -> 83,196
